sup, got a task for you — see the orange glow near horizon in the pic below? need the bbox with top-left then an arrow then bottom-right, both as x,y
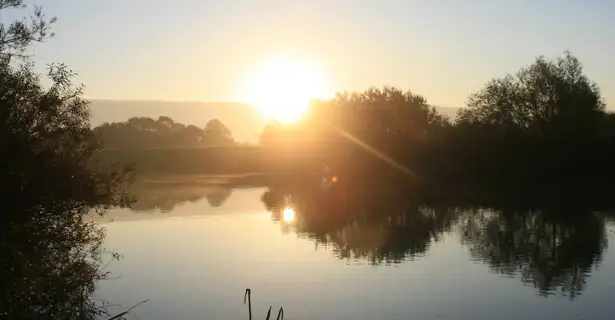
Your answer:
239,55 -> 333,123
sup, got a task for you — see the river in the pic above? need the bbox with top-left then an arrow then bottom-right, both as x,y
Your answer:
94,182 -> 615,319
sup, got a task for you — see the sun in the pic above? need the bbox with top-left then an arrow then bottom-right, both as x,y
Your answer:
240,55 -> 332,123
282,207 -> 295,223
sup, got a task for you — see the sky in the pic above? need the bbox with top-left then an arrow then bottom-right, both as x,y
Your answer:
7,0 -> 615,107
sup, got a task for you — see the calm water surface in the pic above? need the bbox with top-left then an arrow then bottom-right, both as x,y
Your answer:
95,183 -> 615,320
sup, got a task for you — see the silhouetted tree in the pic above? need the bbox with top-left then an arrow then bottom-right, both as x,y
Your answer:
425,52 -> 615,194
0,0 -> 56,61
260,87 -> 449,146
457,51 -> 605,138
320,86 -> 449,142
255,53 -> 615,198
602,112 -> 615,136
203,118 -> 235,145
94,116 -> 235,149
258,87 -> 450,181
0,2 -> 130,318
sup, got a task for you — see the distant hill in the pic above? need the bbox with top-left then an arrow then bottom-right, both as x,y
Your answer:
89,99 -> 461,143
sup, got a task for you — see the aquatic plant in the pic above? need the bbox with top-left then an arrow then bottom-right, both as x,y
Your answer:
244,288 -> 284,320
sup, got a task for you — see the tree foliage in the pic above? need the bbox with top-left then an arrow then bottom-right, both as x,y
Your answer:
259,86 -> 450,177
94,116 -> 235,149
258,53 -> 615,195
434,52 -> 615,192
457,51 -> 605,138
202,118 -> 234,145
0,2 -> 130,318
261,87 -> 449,143
324,87 -> 449,140
0,0 -> 56,61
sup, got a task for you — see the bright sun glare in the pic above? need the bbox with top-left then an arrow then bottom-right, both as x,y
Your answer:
282,207 -> 295,223
241,56 -> 332,123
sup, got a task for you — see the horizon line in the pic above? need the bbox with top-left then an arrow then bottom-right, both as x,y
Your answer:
85,99 -> 615,111
87,98 -> 467,109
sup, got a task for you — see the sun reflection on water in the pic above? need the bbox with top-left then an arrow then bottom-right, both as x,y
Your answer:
282,207 -> 295,222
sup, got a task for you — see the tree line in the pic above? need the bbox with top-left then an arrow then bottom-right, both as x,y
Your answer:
260,52 -> 615,199
94,51 -> 615,200
94,116 -> 236,149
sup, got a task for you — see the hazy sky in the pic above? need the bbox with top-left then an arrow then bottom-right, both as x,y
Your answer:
14,0 -> 615,107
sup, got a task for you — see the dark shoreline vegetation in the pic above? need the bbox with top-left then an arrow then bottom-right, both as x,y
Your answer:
2,2 -> 615,319
94,51 -> 615,208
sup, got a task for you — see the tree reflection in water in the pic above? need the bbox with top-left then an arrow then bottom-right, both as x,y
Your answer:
459,208 -> 609,299
113,179 -> 613,299
260,186 -> 613,299
128,181 -> 233,212
261,187 -> 459,265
